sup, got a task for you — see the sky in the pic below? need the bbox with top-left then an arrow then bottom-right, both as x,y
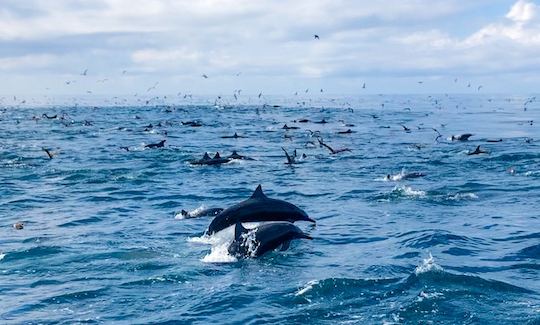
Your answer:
0,0 -> 539,96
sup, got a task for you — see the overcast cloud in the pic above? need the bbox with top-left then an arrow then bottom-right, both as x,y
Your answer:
0,0 -> 539,95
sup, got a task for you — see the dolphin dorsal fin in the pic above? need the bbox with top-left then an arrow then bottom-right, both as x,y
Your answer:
250,184 -> 266,199
214,152 -> 221,159
202,152 -> 211,160
234,223 -> 249,240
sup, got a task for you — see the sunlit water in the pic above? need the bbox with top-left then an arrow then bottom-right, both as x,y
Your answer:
1,95 -> 539,324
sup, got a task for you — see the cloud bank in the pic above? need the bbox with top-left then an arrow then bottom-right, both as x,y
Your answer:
0,0 -> 539,95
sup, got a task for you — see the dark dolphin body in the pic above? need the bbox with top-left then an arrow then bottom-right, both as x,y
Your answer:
451,133 -> 473,141
467,145 -> 488,155
228,222 -> 312,258
190,152 -> 231,165
145,140 -> 166,148
206,185 -> 314,235
221,132 -> 246,139
385,172 -> 426,181
181,207 -> 224,218
228,151 -> 254,160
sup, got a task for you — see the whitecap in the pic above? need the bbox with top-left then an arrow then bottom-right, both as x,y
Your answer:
417,290 -> 444,302
525,170 -> 540,177
414,253 -> 443,275
447,192 -> 478,200
0,253 -> 5,261
295,279 -> 319,296
393,185 -> 426,197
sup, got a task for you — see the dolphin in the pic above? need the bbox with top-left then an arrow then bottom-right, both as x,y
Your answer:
228,222 -> 312,258
451,133 -> 473,141
145,140 -> 166,148
467,145 -> 488,155
227,151 -> 254,160
221,132 -> 246,139
206,185 -> 314,235
190,152 -> 230,165
282,124 -> 299,130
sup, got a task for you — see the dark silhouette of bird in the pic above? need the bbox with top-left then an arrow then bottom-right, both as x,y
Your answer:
317,138 -> 351,154
81,69 -> 88,76
314,34 -> 319,40
202,74 -> 209,79
42,148 -> 55,159
400,124 -> 411,132
147,82 -> 159,92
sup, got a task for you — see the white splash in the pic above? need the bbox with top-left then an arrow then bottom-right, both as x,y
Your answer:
201,243 -> 237,263
189,225 -> 237,263
240,229 -> 260,258
525,170 -> 540,176
384,169 -> 407,181
393,185 -> 426,197
417,290 -> 444,302
414,253 -> 443,275
175,205 -> 206,219
447,193 -> 478,200
0,253 -> 5,261
295,279 -> 319,296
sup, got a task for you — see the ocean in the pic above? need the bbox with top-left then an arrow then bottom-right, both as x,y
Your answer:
0,94 -> 539,324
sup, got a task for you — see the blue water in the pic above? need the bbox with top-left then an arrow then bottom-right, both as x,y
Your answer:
1,94 -> 539,324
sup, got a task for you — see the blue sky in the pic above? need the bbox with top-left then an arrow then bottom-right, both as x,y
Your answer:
0,0 -> 539,96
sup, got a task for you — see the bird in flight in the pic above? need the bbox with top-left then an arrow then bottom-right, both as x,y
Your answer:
81,69 -> 88,76
314,34 -> 319,40
362,82 -> 366,89
202,74 -> 209,79
147,82 -> 159,92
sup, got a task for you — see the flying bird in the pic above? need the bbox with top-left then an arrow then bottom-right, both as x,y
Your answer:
202,74 -> 209,79
314,34 -> 319,40
81,69 -> 88,76
147,82 -> 159,92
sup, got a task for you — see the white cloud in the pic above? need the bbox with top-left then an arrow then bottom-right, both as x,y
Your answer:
0,54 -> 56,70
1,0 -> 540,94
506,0 -> 537,22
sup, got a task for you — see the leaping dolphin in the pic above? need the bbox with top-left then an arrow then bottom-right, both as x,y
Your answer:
228,222 -> 312,258
206,185 -> 314,235
451,133 -> 473,141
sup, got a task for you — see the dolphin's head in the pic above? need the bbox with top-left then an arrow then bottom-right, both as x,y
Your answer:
288,203 -> 315,223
